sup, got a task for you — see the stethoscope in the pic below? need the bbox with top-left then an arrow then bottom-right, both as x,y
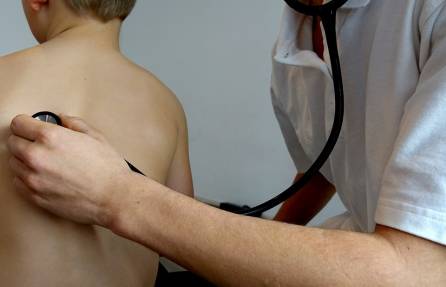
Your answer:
32,0 -> 347,217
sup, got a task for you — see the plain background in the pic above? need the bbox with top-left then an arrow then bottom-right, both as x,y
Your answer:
0,2 -> 345,225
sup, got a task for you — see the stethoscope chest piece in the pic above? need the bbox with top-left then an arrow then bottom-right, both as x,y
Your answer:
32,111 -> 62,126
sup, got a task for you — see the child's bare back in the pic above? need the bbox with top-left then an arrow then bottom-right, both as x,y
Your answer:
0,1 -> 192,286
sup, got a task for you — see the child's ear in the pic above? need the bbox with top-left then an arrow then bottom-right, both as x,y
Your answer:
28,0 -> 49,11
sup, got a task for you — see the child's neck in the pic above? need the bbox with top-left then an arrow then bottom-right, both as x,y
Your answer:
45,18 -> 122,52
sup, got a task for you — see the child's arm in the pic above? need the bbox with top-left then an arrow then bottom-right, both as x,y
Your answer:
165,111 -> 194,197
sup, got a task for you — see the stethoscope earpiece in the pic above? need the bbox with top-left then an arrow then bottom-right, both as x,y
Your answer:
32,111 -> 62,126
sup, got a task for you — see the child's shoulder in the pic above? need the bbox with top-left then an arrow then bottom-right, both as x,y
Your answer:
0,46 -> 44,92
0,46 -> 48,84
0,45 -> 41,63
117,57 -> 187,125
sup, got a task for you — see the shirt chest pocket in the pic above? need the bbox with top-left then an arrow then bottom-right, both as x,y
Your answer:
272,49 -> 336,163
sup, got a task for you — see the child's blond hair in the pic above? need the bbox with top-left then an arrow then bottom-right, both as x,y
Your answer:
65,0 -> 136,21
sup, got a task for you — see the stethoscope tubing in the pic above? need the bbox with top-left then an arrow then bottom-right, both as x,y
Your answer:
239,2 -> 346,216
31,0 -> 347,218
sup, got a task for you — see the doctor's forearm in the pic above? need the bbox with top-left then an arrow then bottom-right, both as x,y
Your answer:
110,174 -> 419,287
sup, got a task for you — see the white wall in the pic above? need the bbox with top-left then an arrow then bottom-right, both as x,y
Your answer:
0,1 -> 344,224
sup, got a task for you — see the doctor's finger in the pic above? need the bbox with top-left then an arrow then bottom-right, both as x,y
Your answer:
60,114 -> 104,140
7,135 -> 35,164
13,176 -> 36,198
10,157 -> 50,194
9,157 -> 35,184
10,114 -> 47,141
13,177 -> 50,209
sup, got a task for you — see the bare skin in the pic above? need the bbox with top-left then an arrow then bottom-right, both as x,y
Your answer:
274,172 -> 336,225
5,1 -> 444,286
5,117 -> 446,286
0,7 -> 193,287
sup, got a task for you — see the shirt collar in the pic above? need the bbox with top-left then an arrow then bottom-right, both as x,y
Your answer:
340,0 -> 370,9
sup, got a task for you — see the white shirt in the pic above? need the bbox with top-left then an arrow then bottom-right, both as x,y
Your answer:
271,0 -> 446,245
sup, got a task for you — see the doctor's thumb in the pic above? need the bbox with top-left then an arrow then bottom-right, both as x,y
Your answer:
60,114 -> 103,140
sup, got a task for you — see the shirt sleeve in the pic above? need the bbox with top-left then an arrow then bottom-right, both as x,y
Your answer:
375,6 -> 446,245
271,88 -> 312,174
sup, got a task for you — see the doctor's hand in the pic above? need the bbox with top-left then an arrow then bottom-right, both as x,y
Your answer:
7,114 -> 131,227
